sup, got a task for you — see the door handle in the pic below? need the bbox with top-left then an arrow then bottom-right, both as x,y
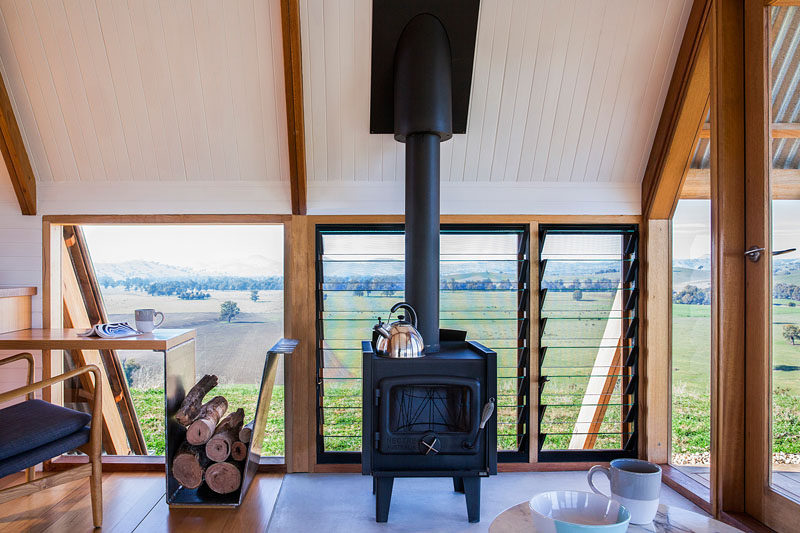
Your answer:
744,246 -> 797,262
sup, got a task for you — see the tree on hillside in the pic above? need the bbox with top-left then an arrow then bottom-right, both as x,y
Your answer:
572,289 -> 583,301
783,325 -> 800,346
250,289 -> 259,302
220,300 -> 241,323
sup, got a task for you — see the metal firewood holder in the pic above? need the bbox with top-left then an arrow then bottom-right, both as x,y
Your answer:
164,338 -> 297,508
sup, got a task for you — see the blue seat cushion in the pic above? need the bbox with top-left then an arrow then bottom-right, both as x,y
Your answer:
0,428 -> 90,478
0,399 -> 91,461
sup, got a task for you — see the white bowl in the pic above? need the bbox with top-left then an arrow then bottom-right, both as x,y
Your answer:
528,490 -> 631,533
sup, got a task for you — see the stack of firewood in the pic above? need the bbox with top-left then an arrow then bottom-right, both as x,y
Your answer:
171,374 -> 255,494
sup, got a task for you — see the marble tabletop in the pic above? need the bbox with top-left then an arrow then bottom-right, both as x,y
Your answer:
489,502 -> 742,533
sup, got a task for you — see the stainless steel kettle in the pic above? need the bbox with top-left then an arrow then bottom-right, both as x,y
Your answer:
373,302 -> 425,358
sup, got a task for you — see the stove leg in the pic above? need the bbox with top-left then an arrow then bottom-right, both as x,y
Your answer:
375,476 -> 394,522
462,477 -> 481,523
372,477 -> 377,495
452,477 -> 464,493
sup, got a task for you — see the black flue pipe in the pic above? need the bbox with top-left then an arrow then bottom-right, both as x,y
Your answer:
394,14 -> 453,353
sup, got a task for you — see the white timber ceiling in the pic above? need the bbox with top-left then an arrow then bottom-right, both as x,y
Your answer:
0,0 -> 289,187
0,0 -> 693,215
300,0 -> 692,214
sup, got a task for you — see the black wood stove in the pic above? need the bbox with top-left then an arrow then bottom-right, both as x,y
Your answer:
362,339 -> 497,522
363,0 -> 489,524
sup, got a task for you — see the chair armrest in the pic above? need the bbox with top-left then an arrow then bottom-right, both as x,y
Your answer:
0,352 -> 36,400
0,364 -> 101,409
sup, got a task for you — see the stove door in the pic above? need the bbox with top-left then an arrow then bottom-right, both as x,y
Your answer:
377,375 -> 480,455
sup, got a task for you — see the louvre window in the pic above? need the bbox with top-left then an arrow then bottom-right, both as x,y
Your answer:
315,225 -> 530,463
537,225 -> 639,462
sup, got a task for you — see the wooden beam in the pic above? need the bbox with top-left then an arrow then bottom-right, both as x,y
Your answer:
699,122 -> 800,138
640,220 -> 671,465
0,63 -> 35,215
642,0 -> 712,219
280,0 -> 307,215
680,168 -> 800,199
64,226 -> 147,455
744,0 -> 772,524
283,215 -> 314,472
62,239 -> 131,456
710,0 -> 746,516
765,1 -> 800,7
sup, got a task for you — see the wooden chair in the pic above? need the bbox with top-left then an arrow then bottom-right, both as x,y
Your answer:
0,352 -> 103,528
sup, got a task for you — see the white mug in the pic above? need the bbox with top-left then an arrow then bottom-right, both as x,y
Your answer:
588,458 -> 662,525
135,308 -> 164,333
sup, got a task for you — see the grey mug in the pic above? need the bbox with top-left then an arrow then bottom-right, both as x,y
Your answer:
135,308 -> 164,333
588,458 -> 662,525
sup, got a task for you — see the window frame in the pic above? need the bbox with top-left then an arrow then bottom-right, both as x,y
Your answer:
41,214 -> 290,469
313,223 -> 532,465
536,223 -> 640,463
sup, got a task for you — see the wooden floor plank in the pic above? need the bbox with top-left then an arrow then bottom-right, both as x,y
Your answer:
0,475 -> 87,533
133,473 -> 284,533
0,472 -> 283,532
223,473 -> 284,531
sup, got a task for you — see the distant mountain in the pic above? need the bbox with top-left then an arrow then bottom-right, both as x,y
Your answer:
192,254 -> 283,277
94,260 -> 202,281
94,256 -> 282,281
672,255 -> 710,270
672,255 -> 800,273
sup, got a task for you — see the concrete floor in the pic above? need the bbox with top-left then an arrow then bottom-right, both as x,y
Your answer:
267,471 -> 707,532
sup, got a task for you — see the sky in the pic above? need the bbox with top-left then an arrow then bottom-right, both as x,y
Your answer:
673,199 -> 799,260
82,225 -> 284,267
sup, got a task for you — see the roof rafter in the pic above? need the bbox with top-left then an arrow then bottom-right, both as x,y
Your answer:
281,0 -> 307,215
641,0 -> 712,220
0,64 -> 36,215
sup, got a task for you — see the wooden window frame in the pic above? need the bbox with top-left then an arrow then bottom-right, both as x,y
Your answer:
41,214 -> 291,470
41,214 -> 646,473
744,2 -> 800,530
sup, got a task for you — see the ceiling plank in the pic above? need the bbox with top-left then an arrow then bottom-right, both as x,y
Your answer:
281,0 -> 307,215
681,168 -> 800,200
641,0 -> 712,220
0,65 -> 36,215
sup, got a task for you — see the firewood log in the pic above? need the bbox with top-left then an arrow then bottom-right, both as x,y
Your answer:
205,408 -> 245,462
172,443 -> 209,489
205,461 -> 242,494
175,374 -> 218,426
239,421 -> 254,443
186,396 -> 228,445
231,441 -> 248,461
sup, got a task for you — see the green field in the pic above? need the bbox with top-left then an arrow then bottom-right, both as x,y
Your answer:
672,300 -> 800,462
130,385 -> 285,456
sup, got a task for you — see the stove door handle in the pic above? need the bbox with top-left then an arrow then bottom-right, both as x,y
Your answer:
463,398 -> 495,449
478,398 -> 495,429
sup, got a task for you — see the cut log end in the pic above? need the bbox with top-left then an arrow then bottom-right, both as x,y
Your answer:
206,434 -> 233,462
231,441 -> 248,461
187,418 -> 217,446
172,445 -> 205,489
186,396 -> 228,445
205,462 -> 242,494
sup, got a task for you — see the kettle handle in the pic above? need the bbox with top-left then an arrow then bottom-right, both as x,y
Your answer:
390,302 -> 418,328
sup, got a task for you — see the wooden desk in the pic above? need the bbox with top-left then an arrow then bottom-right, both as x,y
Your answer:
0,328 -> 196,351
0,328 -> 197,456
